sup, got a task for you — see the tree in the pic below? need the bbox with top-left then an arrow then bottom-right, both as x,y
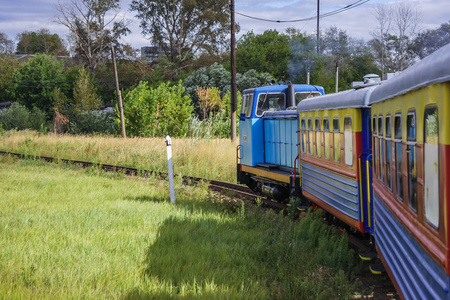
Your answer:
0,54 -> 20,102
370,3 -> 392,77
236,30 -> 291,80
12,54 -> 64,115
0,32 -> 14,54
320,26 -> 351,59
236,69 -> 273,92
347,41 -> 380,83
183,63 -> 273,118
93,58 -> 154,104
130,0 -> 230,73
183,63 -> 231,100
370,1 -> 421,72
55,0 -> 130,73
72,67 -> 101,114
413,21 -> 450,59
16,29 -> 67,55
195,86 -> 223,120
391,1 -> 421,70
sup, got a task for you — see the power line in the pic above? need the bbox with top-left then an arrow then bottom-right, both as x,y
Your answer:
234,0 -> 370,23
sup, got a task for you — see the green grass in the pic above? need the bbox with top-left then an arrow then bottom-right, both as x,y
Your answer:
0,130 -> 238,182
0,156 -> 358,299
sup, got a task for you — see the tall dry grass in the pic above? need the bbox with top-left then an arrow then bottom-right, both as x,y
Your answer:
0,130 -> 239,182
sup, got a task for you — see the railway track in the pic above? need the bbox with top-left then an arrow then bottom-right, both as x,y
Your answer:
0,150 -> 286,210
0,151 -> 376,251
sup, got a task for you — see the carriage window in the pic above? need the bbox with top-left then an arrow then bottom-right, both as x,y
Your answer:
333,118 -> 340,163
344,117 -> 353,166
378,115 -> 384,183
407,111 -> 417,212
308,118 -> 314,155
256,93 -> 285,116
241,93 -> 254,117
301,118 -> 307,154
295,92 -> 322,105
395,114 -> 403,201
424,107 -> 439,229
324,118 -> 330,160
385,115 -> 392,190
315,118 -> 322,158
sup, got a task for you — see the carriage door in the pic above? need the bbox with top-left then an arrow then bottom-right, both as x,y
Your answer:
360,109 -> 374,233
424,107 -> 439,229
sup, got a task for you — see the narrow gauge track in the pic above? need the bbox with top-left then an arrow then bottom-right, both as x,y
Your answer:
0,151 -> 369,246
0,150 -> 286,210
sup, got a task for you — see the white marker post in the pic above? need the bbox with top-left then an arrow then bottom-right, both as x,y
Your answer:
166,136 -> 175,204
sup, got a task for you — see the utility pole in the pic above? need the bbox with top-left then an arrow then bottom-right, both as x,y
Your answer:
307,52 -> 311,85
230,0 -> 237,142
335,56 -> 339,93
317,0 -> 320,53
111,46 -> 126,138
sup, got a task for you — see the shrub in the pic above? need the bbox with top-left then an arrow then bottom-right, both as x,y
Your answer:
120,81 -> 193,137
0,102 -> 48,132
69,110 -> 117,135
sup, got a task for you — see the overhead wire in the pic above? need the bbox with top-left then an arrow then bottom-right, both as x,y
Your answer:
234,0 -> 370,23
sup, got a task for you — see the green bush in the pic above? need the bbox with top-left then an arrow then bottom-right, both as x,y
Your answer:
120,81 -> 193,137
0,102 -> 48,132
69,110 -> 117,135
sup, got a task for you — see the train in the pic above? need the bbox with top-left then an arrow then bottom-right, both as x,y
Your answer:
237,82 -> 325,201
236,43 -> 450,299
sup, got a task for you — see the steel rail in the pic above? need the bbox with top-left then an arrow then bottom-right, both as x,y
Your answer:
0,150 -> 283,206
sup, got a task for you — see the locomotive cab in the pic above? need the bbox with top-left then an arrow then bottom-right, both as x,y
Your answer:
237,83 -> 324,202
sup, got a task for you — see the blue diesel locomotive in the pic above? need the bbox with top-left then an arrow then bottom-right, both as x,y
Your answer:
237,43 -> 450,299
237,82 -> 324,202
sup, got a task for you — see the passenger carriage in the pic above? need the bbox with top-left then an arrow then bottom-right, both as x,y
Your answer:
297,84 -> 377,233
368,43 -> 450,299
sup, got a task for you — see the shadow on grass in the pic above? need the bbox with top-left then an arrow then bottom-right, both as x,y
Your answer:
123,192 -> 238,219
124,215 -> 272,299
125,195 -> 167,203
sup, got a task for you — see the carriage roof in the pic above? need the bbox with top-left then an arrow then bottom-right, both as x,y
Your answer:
369,42 -> 450,105
296,85 -> 377,113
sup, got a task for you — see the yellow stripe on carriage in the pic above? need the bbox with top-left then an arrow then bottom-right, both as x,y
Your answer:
358,157 -> 364,223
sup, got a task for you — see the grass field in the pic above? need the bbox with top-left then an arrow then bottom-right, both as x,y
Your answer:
0,155 -> 359,299
0,130 -> 237,182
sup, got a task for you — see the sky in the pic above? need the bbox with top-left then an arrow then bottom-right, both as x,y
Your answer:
0,0 -> 448,53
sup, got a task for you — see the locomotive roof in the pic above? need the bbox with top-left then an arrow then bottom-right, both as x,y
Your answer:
243,84 -> 323,94
296,85 -> 378,112
369,42 -> 450,104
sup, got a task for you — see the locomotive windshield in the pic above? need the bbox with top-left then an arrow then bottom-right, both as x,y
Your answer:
256,93 -> 285,116
295,92 -> 322,105
241,93 -> 254,117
